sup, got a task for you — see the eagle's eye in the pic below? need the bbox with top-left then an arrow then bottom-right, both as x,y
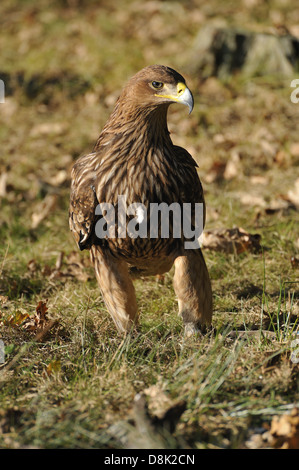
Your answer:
151,81 -> 164,89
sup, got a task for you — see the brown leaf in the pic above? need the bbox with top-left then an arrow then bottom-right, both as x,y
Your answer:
290,142 -> 299,158
155,274 -> 165,284
55,251 -> 64,270
45,359 -> 61,377
223,150 -> 241,180
240,193 -> 267,208
201,227 -> 261,254
30,122 -> 68,137
27,259 -> 39,273
35,300 -> 48,324
0,295 -> 8,304
1,310 -> 30,327
286,178 -> 299,208
205,160 -> 226,183
31,194 -> 57,229
143,384 -> 174,419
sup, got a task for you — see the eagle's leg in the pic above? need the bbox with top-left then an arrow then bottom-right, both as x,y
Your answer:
90,246 -> 138,333
173,248 -> 212,336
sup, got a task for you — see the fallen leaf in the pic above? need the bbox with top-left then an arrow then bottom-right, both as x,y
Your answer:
143,384 -> 174,419
31,194 -> 57,229
0,295 -> 8,304
269,407 -> 299,449
223,150 -> 241,180
201,227 -> 262,254
30,122 -> 68,137
35,300 -> 48,327
55,251 -> 64,270
14,300 -> 59,340
47,170 -> 68,187
45,359 -> 61,376
27,259 -> 39,273
250,175 -> 269,185
274,149 -> 288,166
0,168 -> 8,198
240,193 -> 267,208
286,178 -> 299,208
155,274 -> 165,284
1,310 -> 30,327
205,160 -> 226,183
290,142 -> 299,158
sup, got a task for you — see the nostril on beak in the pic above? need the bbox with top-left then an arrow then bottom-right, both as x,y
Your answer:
177,83 -> 186,96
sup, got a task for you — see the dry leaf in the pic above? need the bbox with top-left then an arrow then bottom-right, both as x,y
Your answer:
286,178 -> 299,208
269,408 -> 299,449
0,295 -> 8,304
223,150 -> 241,180
35,300 -> 48,326
290,142 -> 299,158
47,170 -> 68,187
31,194 -> 57,229
30,122 -> 68,137
143,384 -> 174,419
1,310 -> 30,327
0,169 -> 8,198
240,193 -> 267,208
34,251 -> 91,283
205,160 -> 226,184
250,175 -> 269,185
2,300 -> 59,340
27,259 -> 39,273
45,359 -> 61,376
201,227 -> 261,254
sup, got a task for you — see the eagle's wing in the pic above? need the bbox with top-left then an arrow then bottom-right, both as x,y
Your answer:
173,145 -> 206,225
69,153 -> 99,251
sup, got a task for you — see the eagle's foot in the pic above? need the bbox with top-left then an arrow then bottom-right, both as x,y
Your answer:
183,322 -> 210,338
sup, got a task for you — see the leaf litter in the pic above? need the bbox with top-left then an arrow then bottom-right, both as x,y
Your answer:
0,299 -> 59,341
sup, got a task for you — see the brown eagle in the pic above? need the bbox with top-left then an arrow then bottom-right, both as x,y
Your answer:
69,65 -> 212,335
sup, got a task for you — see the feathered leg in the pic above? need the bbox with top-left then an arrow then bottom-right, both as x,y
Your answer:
90,246 -> 138,333
173,248 -> 212,336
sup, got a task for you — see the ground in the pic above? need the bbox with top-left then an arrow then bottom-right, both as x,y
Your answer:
0,0 -> 298,449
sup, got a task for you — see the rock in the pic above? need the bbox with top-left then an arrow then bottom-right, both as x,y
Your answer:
188,25 -> 299,78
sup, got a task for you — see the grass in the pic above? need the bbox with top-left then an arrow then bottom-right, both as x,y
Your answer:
0,0 -> 299,449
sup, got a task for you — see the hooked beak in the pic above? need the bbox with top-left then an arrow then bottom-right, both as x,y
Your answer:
155,81 -> 194,114
176,82 -> 194,114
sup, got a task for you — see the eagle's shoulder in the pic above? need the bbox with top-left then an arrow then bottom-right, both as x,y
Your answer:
69,152 -> 99,250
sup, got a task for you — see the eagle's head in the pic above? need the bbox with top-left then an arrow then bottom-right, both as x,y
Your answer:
120,65 -> 194,114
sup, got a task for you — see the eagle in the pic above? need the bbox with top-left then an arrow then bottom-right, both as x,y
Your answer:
69,65 -> 212,335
